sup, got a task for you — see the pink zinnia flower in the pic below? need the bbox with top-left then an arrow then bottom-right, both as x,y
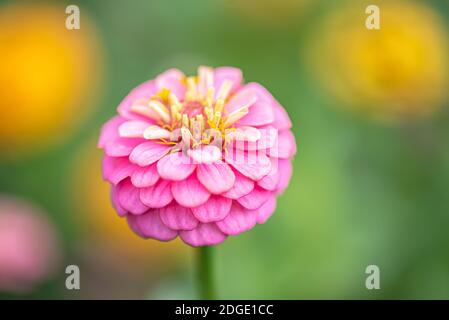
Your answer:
98,66 -> 296,247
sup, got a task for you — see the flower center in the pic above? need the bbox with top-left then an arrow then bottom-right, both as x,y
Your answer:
130,66 -> 251,148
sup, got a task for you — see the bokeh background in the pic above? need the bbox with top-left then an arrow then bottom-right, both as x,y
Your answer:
1,0 -> 449,299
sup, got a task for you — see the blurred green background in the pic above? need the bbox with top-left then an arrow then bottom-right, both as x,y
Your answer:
1,0 -> 449,299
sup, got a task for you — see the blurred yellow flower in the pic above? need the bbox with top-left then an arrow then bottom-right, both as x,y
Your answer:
308,0 -> 449,121
0,4 -> 101,157
69,139 -> 186,271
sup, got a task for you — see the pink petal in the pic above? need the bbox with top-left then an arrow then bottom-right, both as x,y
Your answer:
187,145 -> 222,164
98,116 -> 125,148
244,83 -> 291,130
221,170 -> 254,199
237,99 -> 274,126
117,179 -> 148,215
179,223 -> 227,247
118,120 -> 152,138
140,179 -> 173,208
130,164 -> 160,188
214,67 -> 242,97
159,202 -> 198,231
127,209 -> 177,241
257,158 -> 280,191
269,130 -> 297,159
171,175 -> 211,208
272,103 -> 292,130
129,141 -> 171,167
155,68 -> 186,99
245,82 -> 275,102
227,126 -> 261,143
196,161 -> 235,194
236,187 -> 271,210
117,80 -> 158,120
102,156 -> 135,185
234,83 -> 275,126
191,195 -> 232,223
216,203 -> 258,236
276,159 -> 293,195
225,87 -> 257,114
104,137 -> 144,157
157,152 -> 196,181
256,196 -> 277,224
225,148 -> 271,181
127,214 -> 144,236
110,186 -> 127,216
234,126 -> 277,151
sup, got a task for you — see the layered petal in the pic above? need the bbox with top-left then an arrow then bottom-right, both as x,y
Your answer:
98,116 -> 125,148
102,156 -> 135,185
225,87 -> 258,114
130,164 -> 160,188
221,170 -> 254,199
187,145 -> 222,164
237,100 -> 274,126
234,126 -> 277,151
157,151 -> 196,181
276,159 -> 293,194
196,161 -> 235,194
256,195 -> 277,224
226,126 -> 261,143
159,202 -> 198,231
257,158 -> 280,191
235,83 -> 275,126
191,195 -> 232,223
110,186 -> 127,217
272,102 -> 292,130
179,223 -> 227,247
171,175 -> 211,207
129,141 -> 171,166
225,148 -> 271,181
127,209 -> 177,241
117,80 -> 157,120
117,179 -> 148,215
118,120 -> 151,138
216,203 -> 258,236
236,187 -> 271,210
104,137 -> 144,157
269,130 -> 297,159
140,179 -> 173,208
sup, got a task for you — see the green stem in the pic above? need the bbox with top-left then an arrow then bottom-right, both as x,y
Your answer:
197,246 -> 215,300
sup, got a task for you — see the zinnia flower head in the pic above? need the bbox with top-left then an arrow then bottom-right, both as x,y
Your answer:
99,66 -> 296,246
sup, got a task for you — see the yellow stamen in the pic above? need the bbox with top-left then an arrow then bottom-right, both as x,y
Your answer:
223,106 -> 249,127
185,76 -> 198,101
182,114 -> 190,128
205,87 -> 215,108
181,127 -> 193,146
216,80 -> 233,103
156,88 -> 171,102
